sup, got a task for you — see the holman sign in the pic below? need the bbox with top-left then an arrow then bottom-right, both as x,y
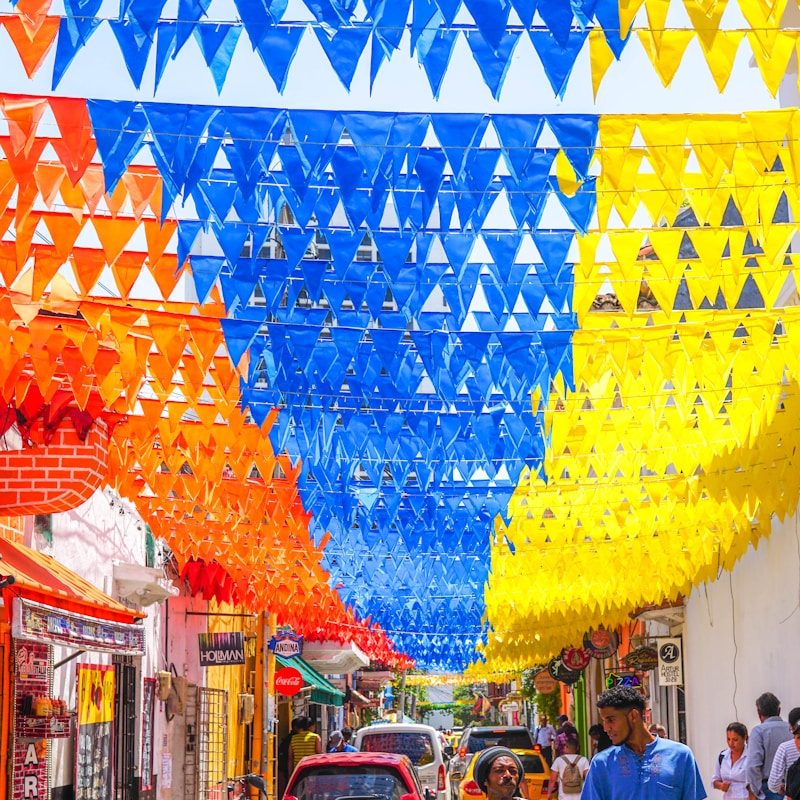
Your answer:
198,632 -> 246,666
268,630 -> 303,659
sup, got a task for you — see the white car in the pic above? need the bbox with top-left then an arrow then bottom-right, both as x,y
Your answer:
355,723 -> 450,800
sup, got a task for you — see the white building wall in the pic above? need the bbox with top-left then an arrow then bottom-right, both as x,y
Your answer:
683,511 -> 800,788
30,488 -> 171,795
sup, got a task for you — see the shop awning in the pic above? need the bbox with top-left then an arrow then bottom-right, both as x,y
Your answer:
276,655 -> 345,707
0,537 -> 144,624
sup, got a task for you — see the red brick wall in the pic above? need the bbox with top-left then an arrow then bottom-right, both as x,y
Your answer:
0,421 -> 109,515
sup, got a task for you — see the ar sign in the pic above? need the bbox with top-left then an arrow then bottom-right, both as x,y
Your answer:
658,638 -> 683,686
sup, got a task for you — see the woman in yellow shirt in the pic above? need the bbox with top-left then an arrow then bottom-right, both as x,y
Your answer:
289,716 -> 323,771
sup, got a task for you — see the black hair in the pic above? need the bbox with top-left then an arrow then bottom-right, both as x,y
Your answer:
597,686 -> 645,713
756,693 -> 781,718
788,708 -> 800,728
726,722 -> 748,740
342,727 -> 353,742
588,724 -> 604,737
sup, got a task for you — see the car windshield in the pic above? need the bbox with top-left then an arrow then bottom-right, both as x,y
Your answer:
291,765 -> 410,800
360,733 -> 435,766
466,731 -> 534,753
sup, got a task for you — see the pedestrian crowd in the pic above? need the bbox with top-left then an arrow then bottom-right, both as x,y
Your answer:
532,687 -> 800,800
276,685 -> 800,800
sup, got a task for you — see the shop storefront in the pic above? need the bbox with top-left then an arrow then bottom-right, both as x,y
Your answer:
274,654 -> 344,789
0,536 -> 145,800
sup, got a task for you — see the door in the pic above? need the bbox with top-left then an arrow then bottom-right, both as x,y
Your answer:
114,660 -> 138,800
197,687 -> 228,800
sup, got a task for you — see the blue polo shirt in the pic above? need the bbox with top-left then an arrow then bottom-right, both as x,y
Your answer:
582,736 -> 707,800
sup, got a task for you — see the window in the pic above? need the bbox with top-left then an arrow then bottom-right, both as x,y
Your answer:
292,766 -> 408,800
33,514 -> 52,544
359,732 -> 435,767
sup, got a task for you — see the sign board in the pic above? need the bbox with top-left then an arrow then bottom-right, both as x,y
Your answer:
268,630 -> 303,659
13,598 -> 144,656
533,669 -> 558,695
500,701 -> 519,713
75,665 -> 115,800
198,632 -> 245,667
274,667 -> 303,696
624,646 -> 659,671
605,671 -> 643,690
13,642 -> 50,800
583,628 -> 619,660
657,638 -> 683,686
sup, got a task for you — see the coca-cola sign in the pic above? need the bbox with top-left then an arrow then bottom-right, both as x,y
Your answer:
274,667 -> 303,697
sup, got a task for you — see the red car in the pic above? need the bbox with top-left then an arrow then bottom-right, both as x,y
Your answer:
284,752 -> 435,800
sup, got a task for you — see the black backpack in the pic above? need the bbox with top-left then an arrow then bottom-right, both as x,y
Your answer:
785,758 -> 800,800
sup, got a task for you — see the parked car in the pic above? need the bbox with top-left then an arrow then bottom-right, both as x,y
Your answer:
453,727 -> 549,800
354,723 -> 449,800
284,752 -> 433,800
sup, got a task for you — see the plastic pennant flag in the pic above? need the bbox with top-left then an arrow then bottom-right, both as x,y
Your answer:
510,0 -> 536,26
637,29 -> 694,87
530,28 -> 590,98
464,0 -> 513,51
220,318 -> 260,366
194,23 -> 241,93
464,29 -> 522,100
430,114 -> 491,181
588,29 -> 615,98
52,15 -> 101,87
86,102 -> 149,192
3,15 -> 60,78
175,0 -> 213,50
419,28 -> 459,99
254,24 -> 306,93
109,17 -> 156,89
313,24 -> 371,90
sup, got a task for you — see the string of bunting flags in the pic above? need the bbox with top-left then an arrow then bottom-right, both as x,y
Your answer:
3,0 -> 800,673
4,0 -> 800,99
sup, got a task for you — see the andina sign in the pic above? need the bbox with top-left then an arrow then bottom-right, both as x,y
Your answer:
268,630 -> 303,659
198,633 -> 245,667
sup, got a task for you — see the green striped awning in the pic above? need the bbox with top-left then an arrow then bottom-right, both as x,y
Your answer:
276,655 -> 345,707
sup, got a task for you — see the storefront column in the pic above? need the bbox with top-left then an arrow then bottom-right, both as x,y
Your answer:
573,675 -> 588,757
252,612 -> 277,798
265,613 -> 276,800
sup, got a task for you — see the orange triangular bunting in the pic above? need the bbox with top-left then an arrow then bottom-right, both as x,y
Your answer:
111,251 -> 147,298
70,247 -> 107,295
48,97 -> 96,185
92,216 -> 140,264
2,16 -> 60,78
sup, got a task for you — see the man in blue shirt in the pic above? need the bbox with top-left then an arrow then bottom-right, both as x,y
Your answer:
582,686 -> 706,800
328,730 -> 357,752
